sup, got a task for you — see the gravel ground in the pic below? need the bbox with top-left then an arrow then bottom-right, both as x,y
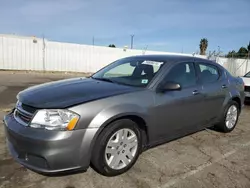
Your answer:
0,71 -> 250,188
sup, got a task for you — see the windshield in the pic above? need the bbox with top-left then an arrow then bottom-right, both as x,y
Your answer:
244,72 -> 250,77
92,57 -> 166,87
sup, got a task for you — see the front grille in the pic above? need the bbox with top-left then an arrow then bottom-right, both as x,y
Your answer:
21,103 -> 37,114
14,101 -> 36,126
15,110 -> 32,124
245,86 -> 250,92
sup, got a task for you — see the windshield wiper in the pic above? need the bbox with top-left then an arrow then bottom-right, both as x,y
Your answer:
91,76 -> 134,87
91,77 -> 115,83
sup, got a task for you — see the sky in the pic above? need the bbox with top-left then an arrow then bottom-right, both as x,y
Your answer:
0,0 -> 250,54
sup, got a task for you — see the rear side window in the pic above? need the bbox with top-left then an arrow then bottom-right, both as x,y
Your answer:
198,63 -> 219,83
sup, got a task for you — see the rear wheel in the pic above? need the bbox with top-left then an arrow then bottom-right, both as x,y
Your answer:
91,119 -> 142,176
215,101 -> 239,133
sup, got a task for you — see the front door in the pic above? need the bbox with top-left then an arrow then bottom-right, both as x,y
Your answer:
150,62 -> 205,144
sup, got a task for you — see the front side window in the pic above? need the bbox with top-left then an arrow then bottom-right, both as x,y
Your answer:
198,63 -> 219,83
164,62 -> 196,88
92,58 -> 166,87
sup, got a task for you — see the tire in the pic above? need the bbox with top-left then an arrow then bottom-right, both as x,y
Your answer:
215,101 -> 239,133
91,119 -> 142,176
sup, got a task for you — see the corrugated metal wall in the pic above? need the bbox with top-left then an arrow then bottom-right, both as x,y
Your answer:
0,34 -> 206,73
216,57 -> 250,76
0,34 -> 249,76
0,35 -> 44,70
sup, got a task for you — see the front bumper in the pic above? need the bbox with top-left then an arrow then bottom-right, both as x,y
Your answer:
3,113 -> 98,174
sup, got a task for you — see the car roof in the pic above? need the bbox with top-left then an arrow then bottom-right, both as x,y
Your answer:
124,54 -> 213,64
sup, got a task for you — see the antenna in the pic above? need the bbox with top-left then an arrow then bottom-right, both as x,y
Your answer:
130,35 -> 134,49
142,45 -> 148,55
92,36 -> 95,46
42,34 -> 46,71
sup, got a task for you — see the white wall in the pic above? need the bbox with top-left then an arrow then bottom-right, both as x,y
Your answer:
0,35 -> 44,71
0,34 -> 206,73
0,34 -> 249,76
216,57 -> 250,76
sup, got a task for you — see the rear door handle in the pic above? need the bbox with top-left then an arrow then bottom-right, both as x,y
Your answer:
192,90 -> 199,95
222,84 -> 228,89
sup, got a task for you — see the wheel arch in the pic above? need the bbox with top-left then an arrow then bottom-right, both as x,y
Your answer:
231,96 -> 242,112
109,115 -> 149,150
89,113 -> 149,160
228,87 -> 243,112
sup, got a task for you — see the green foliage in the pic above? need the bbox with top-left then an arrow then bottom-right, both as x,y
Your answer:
108,44 -> 116,48
237,47 -> 248,58
225,50 -> 237,58
226,43 -> 249,58
199,38 -> 208,55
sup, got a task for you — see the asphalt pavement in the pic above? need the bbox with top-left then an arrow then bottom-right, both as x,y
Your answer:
0,71 -> 250,188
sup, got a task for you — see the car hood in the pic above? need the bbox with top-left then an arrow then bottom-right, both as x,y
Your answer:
17,78 -> 141,109
241,77 -> 250,86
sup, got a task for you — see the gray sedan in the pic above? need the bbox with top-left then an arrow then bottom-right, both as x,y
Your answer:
4,55 -> 245,176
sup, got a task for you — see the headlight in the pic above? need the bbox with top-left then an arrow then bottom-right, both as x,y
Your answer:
30,109 -> 79,131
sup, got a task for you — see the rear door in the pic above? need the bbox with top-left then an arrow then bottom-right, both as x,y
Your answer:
195,62 -> 228,123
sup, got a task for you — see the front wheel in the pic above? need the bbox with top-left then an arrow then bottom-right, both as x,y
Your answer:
215,101 -> 239,133
91,119 -> 142,176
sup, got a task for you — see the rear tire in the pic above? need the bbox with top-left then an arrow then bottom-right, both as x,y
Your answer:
91,119 -> 142,176
215,101 -> 239,133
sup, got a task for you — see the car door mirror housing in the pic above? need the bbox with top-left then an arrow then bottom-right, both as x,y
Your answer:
157,82 -> 181,92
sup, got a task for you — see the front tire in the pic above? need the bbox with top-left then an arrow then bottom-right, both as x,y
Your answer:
215,101 -> 239,133
91,119 -> 142,176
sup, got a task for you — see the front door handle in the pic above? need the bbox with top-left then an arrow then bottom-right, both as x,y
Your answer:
222,84 -> 228,89
193,90 -> 199,95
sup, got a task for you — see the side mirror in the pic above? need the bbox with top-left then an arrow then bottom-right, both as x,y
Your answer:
157,81 -> 181,92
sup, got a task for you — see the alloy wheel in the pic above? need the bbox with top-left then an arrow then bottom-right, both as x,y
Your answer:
225,105 -> 238,129
105,128 -> 138,170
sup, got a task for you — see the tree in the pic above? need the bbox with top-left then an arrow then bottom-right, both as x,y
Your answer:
248,41 -> 250,57
237,47 -> 248,58
225,50 -> 237,58
225,42 -> 250,58
199,38 -> 208,55
225,47 -> 248,58
108,44 -> 116,48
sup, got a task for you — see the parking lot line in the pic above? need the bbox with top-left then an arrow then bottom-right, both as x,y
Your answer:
160,141 -> 250,188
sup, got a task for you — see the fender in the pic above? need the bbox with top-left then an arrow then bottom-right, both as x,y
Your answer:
216,86 -> 242,123
229,87 -> 241,100
88,103 -> 149,129
78,103 -> 149,167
